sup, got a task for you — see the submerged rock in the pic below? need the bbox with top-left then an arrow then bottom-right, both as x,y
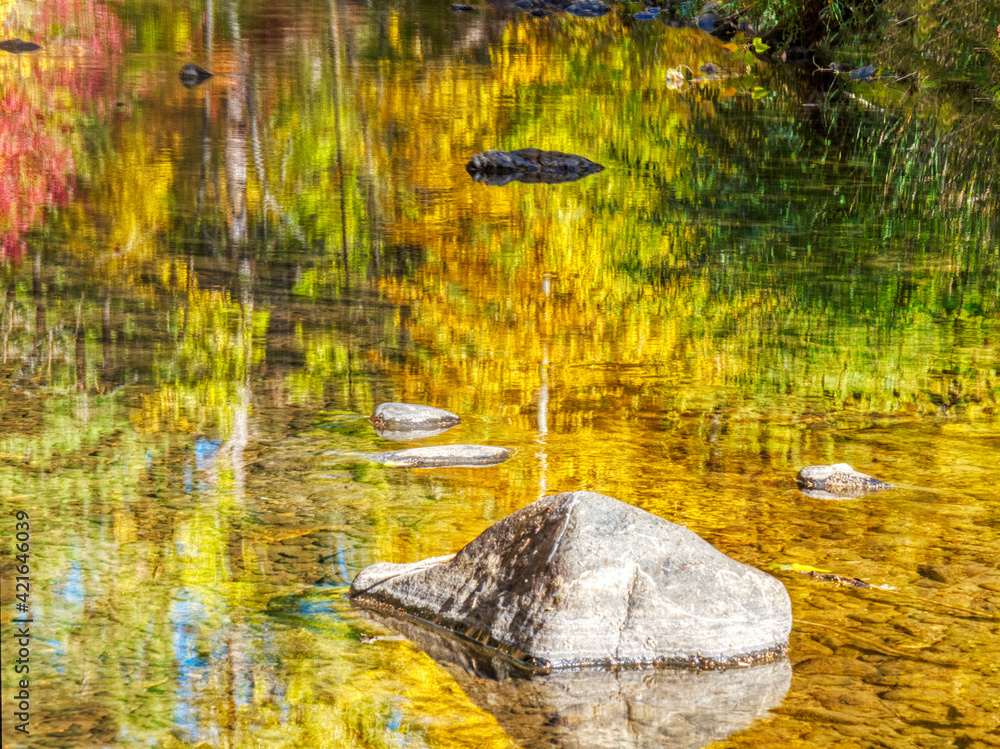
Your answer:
695,8 -> 738,39
0,39 -> 42,54
781,46 -> 812,64
369,402 -> 460,432
466,148 -> 604,186
179,63 -> 214,88
360,606 -> 792,749
850,64 -> 878,81
696,11 -> 721,29
796,463 -> 894,499
369,445 -> 512,468
350,491 -> 792,668
565,1 -> 610,17
451,2 -> 475,10
513,0 -> 573,11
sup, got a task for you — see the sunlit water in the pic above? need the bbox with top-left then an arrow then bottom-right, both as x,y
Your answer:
1,0 -> 999,747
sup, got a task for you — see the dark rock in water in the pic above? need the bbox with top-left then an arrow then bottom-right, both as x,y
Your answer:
451,2 -> 475,10
565,1 -> 610,17
699,61 -> 719,74
179,63 -> 214,88
370,402 -> 460,432
644,6 -> 661,13
850,64 -> 878,81
512,0 -> 576,13
360,606 -> 792,749
781,46 -> 812,64
0,39 -> 42,54
466,148 -> 604,186
796,463 -> 894,499
695,7 -> 738,39
350,491 -> 792,668
369,444 -> 512,468
696,11 -> 720,29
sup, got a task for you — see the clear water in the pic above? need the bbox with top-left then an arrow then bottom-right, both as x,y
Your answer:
1,0 -> 999,746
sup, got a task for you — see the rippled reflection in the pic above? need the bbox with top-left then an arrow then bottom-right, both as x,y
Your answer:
358,608 -> 793,749
1,0 -> 998,746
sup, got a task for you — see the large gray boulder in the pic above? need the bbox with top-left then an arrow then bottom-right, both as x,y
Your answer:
350,491 -> 791,668
796,463 -> 894,499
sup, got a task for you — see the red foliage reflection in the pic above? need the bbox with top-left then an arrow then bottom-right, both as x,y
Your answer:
1,0 -> 129,262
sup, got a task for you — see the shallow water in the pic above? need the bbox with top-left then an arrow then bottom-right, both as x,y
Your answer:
1,0 -> 999,747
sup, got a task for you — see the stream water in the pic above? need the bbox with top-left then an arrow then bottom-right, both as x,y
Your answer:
1,0 -> 999,747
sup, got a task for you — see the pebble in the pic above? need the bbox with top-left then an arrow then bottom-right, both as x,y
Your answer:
879,686 -> 952,704
893,699 -> 952,722
790,638 -> 833,658
893,619 -> 948,644
772,705 -> 864,725
833,723 -> 885,738
795,656 -> 878,678
277,536 -> 315,547
799,674 -> 856,687
846,608 -> 895,624
874,661 -> 953,688
811,686 -> 888,714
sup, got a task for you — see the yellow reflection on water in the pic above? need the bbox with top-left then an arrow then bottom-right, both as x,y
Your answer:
1,0 -> 998,747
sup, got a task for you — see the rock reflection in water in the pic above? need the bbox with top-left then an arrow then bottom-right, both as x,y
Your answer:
360,610 -> 791,749
468,170 -> 600,186
372,426 -> 457,441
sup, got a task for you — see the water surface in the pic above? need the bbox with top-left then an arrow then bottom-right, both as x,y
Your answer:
1,0 -> 999,747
